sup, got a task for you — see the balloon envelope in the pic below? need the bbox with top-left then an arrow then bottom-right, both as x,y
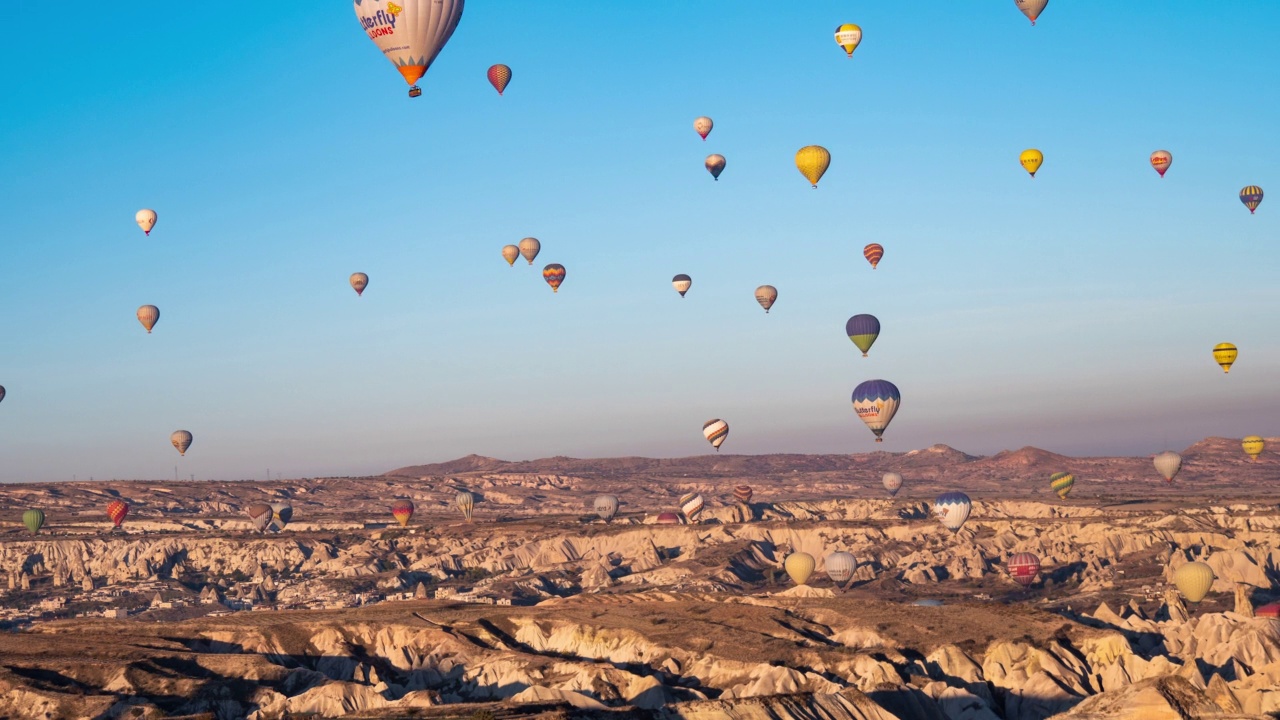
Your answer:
705,154 -> 726,180
392,499 -> 415,527
834,23 -> 862,56
755,285 -> 777,313
1173,561 -> 1215,602
703,419 -> 729,450
852,379 -> 900,442
270,503 -> 293,530
672,274 -> 692,297
171,430 -> 193,456
0,386 -> 5,404
795,146 -> 831,187
519,237 -> 541,265
863,243 -> 884,269
487,63 -> 511,94
1213,343 -> 1237,372
106,500 -> 129,528
784,552 -> 816,585
825,551 -> 856,584
694,116 -> 713,140
246,503 -> 274,532
1008,553 -> 1040,587
1020,149 -> 1043,177
934,492 -> 971,533
1049,472 -> 1074,499
1153,451 -> 1182,483
1242,436 -> 1265,462
350,272 -> 369,296
354,0 -> 464,94
679,492 -> 705,523
1015,0 -> 1048,25
845,314 -> 880,357
1150,150 -> 1172,177
1240,186 -> 1263,214
882,472 -> 902,497
656,512 -> 682,525
594,495 -> 619,521
137,305 -> 160,334
733,485 -> 753,504
23,509 -> 45,535
456,491 -> 476,521
543,264 -> 565,293
501,245 -> 520,266
135,209 -> 157,235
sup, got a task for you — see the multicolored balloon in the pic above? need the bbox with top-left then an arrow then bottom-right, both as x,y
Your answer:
1213,343 -> 1237,373
246,503 -> 273,532
795,146 -> 831,188
137,305 -> 160,334
171,430 -> 193,456
594,494 -> 619,522
456,491 -> 475,521
1153,451 -> 1182,483
1049,472 -> 1074,499
863,243 -> 883,270
1008,553 -> 1040,587
755,285 -> 777,313
679,492 -> 705,523
543,264 -> 566,293
392,499 -> 415,527
487,64 -> 511,95
350,273 -> 369,296
672,274 -> 692,297
1173,561 -> 1215,602
1243,436 -> 1265,462
1240,186 -> 1263,214
852,379 -> 900,442
694,116 -> 713,141
882,472 -> 902,497
135,209 -> 157,235
1015,0 -> 1048,25
23,509 -> 44,535
354,0 -> 465,98
834,24 -> 862,57
845,314 -> 880,357
705,154 -> 726,181
703,419 -> 729,451
733,485 -> 753,504
933,492 -> 971,533
1150,150 -> 1172,177
106,500 -> 129,529
784,552 -> 816,585
519,237 -> 541,265
825,551 -> 856,585
1020,149 -> 1043,177
270,503 -> 293,531
501,245 -> 520,266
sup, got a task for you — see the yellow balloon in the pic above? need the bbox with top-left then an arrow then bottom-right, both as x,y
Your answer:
1020,149 -> 1043,177
1242,435 -> 1265,462
795,146 -> 831,188
1212,343 -> 1237,373
834,24 -> 862,57
1173,561 -> 1215,603
784,552 -> 815,585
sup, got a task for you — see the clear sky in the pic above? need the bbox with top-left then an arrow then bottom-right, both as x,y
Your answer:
0,2 -> 1277,483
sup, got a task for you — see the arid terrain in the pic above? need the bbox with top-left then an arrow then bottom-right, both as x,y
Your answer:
0,437 -> 1277,719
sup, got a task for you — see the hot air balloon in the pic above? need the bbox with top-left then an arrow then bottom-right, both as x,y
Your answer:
694,116 -> 713,141
1049,472 -> 1074,499
882,472 -> 902,497
1212,343 -> 1237,373
270,503 -> 293,531
755,285 -> 777,313
852,379 -> 900,443
672,274 -> 692,297
1015,0 -> 1048,25
594,495 -> 619,522
23,509 -> 44,535
795,146 -> 831,188
0,386 -> 5,404
136,209 -> 157,235
1240,186 -> 1263,214
246,503 -> 273,532
1173,561 -> 1215,602
784,552 -> 816,585
137,305 -> 160,334
825,551 -> 856,586
519,237 -> 541,265
863,243 -> 884,270
106,500 -> 129,529
543,264 -> 565,293
1153,451 -> 1182,483
705,154 -> 726,181
501,245 -> 520,266
679,492 -> 705,523
487,64 -> 511,95
1242,436 -> 1265,462
1020,149 -> 1043,177
170,430 -> 193,456
354,0 -> 465,98
392,499 -> 415,527
703,419 -> 729,451
733,485 -> 753,504
656,511 -> 683,525
1150,150 -> 1172,177
834,24 -> 862,57
350,272 -> 369,296
456,491 -> 475,521
845,314 -> 880,357
1008,553 -> 1040,588
933,492 -> 971,533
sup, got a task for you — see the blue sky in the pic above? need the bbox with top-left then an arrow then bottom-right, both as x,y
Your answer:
0,2 -> 1276,482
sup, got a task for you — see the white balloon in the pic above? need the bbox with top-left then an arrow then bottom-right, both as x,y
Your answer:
354,0 -> 464,92
135,209 -> 157,235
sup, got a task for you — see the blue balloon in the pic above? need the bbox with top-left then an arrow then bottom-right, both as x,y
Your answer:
851,379 -> 901,442
934,492 -> 972,533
